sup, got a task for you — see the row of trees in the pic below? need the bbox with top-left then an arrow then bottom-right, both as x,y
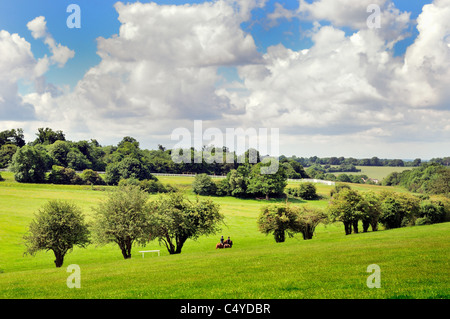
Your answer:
283,155 -> 422,167
257,184 -> 449,243
327,185 -> 448,235
24,186 -> 224,267
192,161 -> 288,200
382,163 -> 450,195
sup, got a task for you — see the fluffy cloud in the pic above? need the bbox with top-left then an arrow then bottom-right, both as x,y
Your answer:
219,0 -> 450,156
3,0 -> 450,158
28,0 -> 263,142
27,16 -> 75,67
0,30 -> 37,120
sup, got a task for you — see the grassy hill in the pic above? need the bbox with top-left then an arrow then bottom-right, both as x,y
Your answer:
0,172 -> 448,299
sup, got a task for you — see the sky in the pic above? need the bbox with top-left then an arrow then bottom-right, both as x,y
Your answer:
0,0 -> 449,159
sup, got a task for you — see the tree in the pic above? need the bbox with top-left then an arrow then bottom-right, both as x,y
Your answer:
247,160 -> 287,200
257,204 -> 301,243
296,206 -> 328,240
33,127 -> 65,145
361,192 -> 381,232
92,185 -> 152,259
327,189 -> 367,235
10,145 -> 50,183
192,173 -> 217,196
24,200 -> 90,267
227,165 -> 250,198
105,157 -> 154,185
379,193 -> 420,229
297,182 -> 318,200
148,192 -> 223,254
48,165 -> 83,185
0,128 -> 25,147
80,169 -> 105,185
417,201 -> 446,225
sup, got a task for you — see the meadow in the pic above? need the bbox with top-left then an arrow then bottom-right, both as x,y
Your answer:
0,171 -> 448,299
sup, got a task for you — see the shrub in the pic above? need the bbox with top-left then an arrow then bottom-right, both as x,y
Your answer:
418,201 -> 446,224
380,193 -> 420,229
192,173 -> 217,196
139,179 -> 167,193
80,169 -> 105,185
48,165 -> 83,185
214,178 -> 230,196
105,157 -> 154,185
297,182 -> 318,200
330,184 -> 351,197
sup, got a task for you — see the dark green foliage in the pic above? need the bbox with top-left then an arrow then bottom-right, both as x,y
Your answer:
0,144 -> 18,168
192,173 -> 217,196
23,200 -> 90,267
257,204 -> 327,242
48,165 -> 83,185
214,178 -> 230,196
327,188 -> 369,235
10,145 -> 50,183
33,127 -> 65,145
105,157 -> 154,185
247,160 -> 287,200
379,193 -> 420,229
0,128 -> 25,147
286,182 -> 319,200
80,169 -> 105,185
417,201 -> 446,225
382,163 -> 450,195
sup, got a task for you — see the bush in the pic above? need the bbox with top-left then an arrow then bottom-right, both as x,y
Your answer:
379,193 -> 420,229
214,178 -> 230,196
298,182 -> 318,200
10,145 -> 50,183
415,217 -> 431,226
80,169 -> 105,185
105,157 -> 154,185
48,165 -> 83,185
192,174 -> 217,196
418,201 -> 446,224
330,184 -> 351,197
139,179 -> 167,193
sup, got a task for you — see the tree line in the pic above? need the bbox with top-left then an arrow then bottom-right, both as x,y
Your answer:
382,163 -> 450,195
24,186 -> 224,267
257,183 -> 449,243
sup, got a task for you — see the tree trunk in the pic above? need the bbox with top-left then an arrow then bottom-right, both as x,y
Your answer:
266,193 -> 269,200
344,222 -> 352,235
274,230 -> 285,242
352,221 -> 359,234
362,220 -> 370,232
53,250 -> 65,268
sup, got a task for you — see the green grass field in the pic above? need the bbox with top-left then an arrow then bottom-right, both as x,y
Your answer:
0,171 -> 449,299
331,166 -> 412,181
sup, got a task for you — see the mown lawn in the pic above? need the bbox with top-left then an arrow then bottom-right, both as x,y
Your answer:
0,173 -> 448,299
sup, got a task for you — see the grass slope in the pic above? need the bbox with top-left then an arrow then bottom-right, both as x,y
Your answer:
0,172 -> 448,299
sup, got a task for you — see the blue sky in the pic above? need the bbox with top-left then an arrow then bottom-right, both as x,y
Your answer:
0,0 -> 431,90
1,0 -> 449,158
